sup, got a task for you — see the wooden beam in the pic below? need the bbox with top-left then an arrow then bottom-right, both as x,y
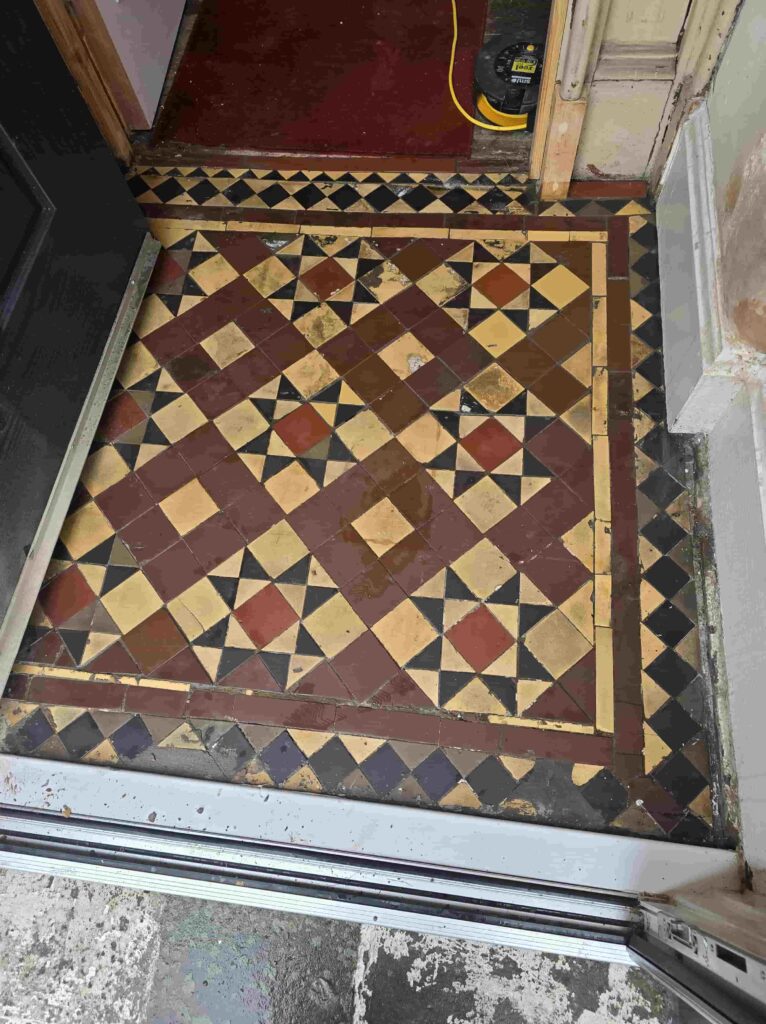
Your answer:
530,0 -> 570,180
33,0 -> 132,164
538,89 -> 587,200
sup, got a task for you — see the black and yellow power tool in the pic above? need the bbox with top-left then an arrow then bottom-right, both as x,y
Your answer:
474,37 -> 544,132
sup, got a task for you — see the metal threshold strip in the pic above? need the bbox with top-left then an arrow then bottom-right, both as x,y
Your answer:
0,755 -> 740,964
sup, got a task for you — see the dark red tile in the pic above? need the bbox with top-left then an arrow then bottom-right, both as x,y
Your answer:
39,566 -> 96,627
96,473 -> 154,530
607,280 -> 632,371
334,704 -> 440,744
156,645 -> 209,684
409,306 -> 465,355
407,358 -> 460,403
381,531 -> 444,593
236,298 -> 290,346
214,231 -> 273,274
526,419 -> 591,477
530,310 -> 587,363
88,641 -> 140,674
557,650 -> 596,720
361,439 -> 420,493
274,404 -> 331,455
352,305 -> 404,350
371,382 -> 426,432
300,257 -> 353,299
119,506 -> 179,564
136,445 -> 194,502
521,540 -> 592,605
28,676 -> 125,711
292,660 -> 353,700
446,605 -> 514,672
98,392 -> 147,442
142,540 -> 205,602
124,686 -> 188,717
258,323 -> 312,371
497,338 -> 555,388
390,240 -> 444,281
235,583 -> 299,647
4,674 -> 29,700
369,670 -> 433,709
314,526 -> 377,586
461,418 -> 522,472
345,355 -> 399,404
321,328 -> 371,374
420,506 -> 480,561
342,562 -> 406,626
524,682 -> 591,724
494,722 -> 612,763
218,651 -> 282,691
389,471 -> 450,527
227,347 -> 280,396
608,217 -> 630,277
288,491 -> 345,550
227,484 -> 283,541
200,452 -> 260,507
569,179 -> 647,198
24,631 -> 64,667
232,693 -> 336,730
148,250 -> 186,291
176,422 -> 232,475
528,366 -> 588,416
386,286 -> 438,330
142,318 -> 196,364
439,335 -> 492,381
122,608 -> 187,674
474,263 -> 528,306
523,477 -> 591,537
185,511 -> 243,572
488,506 -> 554,566
187,688 -> 236,720
167,344 -> 218,391
330,631 -> 400,701
323,464 -> 382,521
188,369 -> 243,418
179,277 -> 262,344
615,701 -> 644,754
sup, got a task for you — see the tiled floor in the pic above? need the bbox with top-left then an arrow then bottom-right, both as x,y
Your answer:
1,171 -> 727,846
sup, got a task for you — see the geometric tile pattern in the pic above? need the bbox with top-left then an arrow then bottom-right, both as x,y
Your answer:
3,184 -> 726,848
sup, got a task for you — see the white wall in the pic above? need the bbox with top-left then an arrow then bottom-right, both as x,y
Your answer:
94,0 -> 186,127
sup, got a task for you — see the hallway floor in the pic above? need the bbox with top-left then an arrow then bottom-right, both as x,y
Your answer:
2,169 -> 724,846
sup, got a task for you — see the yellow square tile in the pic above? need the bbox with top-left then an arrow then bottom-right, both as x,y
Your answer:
201,322 -> 254,368
249,520 -> 308,578
525,609 -> 593,679
372,599 -> 437,666
452,539 -> 514,600
533,265 -> 588,309
336,409 -> 391,460
117,341 -> 159,388
133,295 -> 173,338
80,446 -> 130,497
469,311 -> 525,356
283,351 -> 339,399
169,578 -> 230,641
378,333 -> 433,379
214,399 -> 268,449
152,393 -> 207,443
160,479 -> 218,535
59,502 -> 114,559
360,260 -> 410,303
397,413 -> 454,464
417,264 -> 467,306
265,461 -> 319,513
352,499 -> 413,556
455,477 -> 515,533
245,255 -> 296,296
292,304 -> 346,348
303,593 -> 366,658
465,364 -> 523,413
102,572 -> 162,634
189,253 -> 238,295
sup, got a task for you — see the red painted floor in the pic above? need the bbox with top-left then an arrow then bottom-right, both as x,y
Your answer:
154,0 -> 487,157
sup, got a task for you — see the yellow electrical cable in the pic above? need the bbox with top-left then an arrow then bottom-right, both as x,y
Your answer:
448,0 -> 528,132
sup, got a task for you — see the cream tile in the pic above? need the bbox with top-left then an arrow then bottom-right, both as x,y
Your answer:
201,322 -> 254,368
469,311 -> 525,356
60,502 -> 114,559
397,412 -> 454,464
265,461 -> 319,512
451,539 -> 514,600
455,477 -> 515,533
360,260 -> 410,303
152,394 -> 207,443
303,593 -> 366,658
283,350 -> 339,398
214,399 -> 268,449
189,253 -> 238,294
416,264 -> 467,305
246,255 -> 295,296
465,364 -> 523,413
117,341 -> 159,388
249,520 -> 308,578
160,479 -> 218,535
525,609 -> 592,679
133,295 -> 173,338
101,572 -> 162,634
293,304 -> 346,348
80,446 -> 130,497
533,265 -> 588,308
352,499 -> 413,557
378,333 -> 433,379
168,578 -> 229,641
372,599 -> 437,666
336,409 -> 391,460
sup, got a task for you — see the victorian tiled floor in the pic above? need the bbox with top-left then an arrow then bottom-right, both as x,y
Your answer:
2,170 -> 729,847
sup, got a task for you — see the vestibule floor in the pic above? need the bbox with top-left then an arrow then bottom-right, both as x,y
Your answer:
1,169 -> 726,846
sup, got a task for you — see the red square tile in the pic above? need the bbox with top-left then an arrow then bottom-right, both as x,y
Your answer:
330,631 -> 399,701
200,452 -> 260,507
446,605 -> 514,673
461,419 -> 522,472
96,473 -> 154,530
236,298 -> 290,346
474,264 -> 529,306
185,511 -> 243,573
142,540 -> 205,602
122,607 -> 187,674
136,445 -> 195,502
342,562 -> 406,626
176,422 -> 232,475
300,257 -> 353,300
119,506 -> 179,564
39,566 -> 95,627
98,392 -> 146,442
274,404 -> 331,455
167,344 -> 218,391
235,583 -> 298,647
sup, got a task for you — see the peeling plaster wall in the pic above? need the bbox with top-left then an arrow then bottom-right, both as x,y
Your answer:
707,1 -> 766,353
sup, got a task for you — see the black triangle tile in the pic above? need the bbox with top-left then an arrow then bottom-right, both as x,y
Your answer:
211,576 -> 239,608
101,564 -> 138,595
481,674 -> 517,714
516,642 -> 553,681
519,603 -> 553,635
141,420 -> 170,446
295,625 -> 324,657
303,586 -> 336,617
522,450 -> 552,477
407,637 -> 442,671
428,443 -> 458,471
488,575 -> 519,605
58,629 -> 89,665
445,568 -> 476,601
438,670 -> 473,705
113,443 -> 140,470
454,470 -> 483,497
262,455 -> 292,482
412,596 -> 444,633
81,537 -> 114,566
240,550 -> 270,580
492,474 -> 521,503
434,411 -> 460,438
216,647 -> 253,682
300,458 -> 328,487
277,376 -> 303,401
196,617 -> 230,649
277,554 -> 311,585
261,651 -> 291,689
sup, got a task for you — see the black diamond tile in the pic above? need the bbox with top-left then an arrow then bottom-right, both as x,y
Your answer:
328,184 -> 361,210
294,184 -> 324,209
641,513 -> 687,554
360,743 -> 408,794
110,715 -> 154,758
153,178 -> 186,203
638,467 -> 685,509
645,648 -> 698,697
580,769 -> 629,819
212,724 -> 255,771
309,735 -> 357,789
365,186 -> 398,212
653,751 -> 708,806
649,701 -> 700,751
187,180 -> 219,204
259,183 -> 290,207
401,185 -> 436,212
412,749 -> 460,801
643,555 -> 689,599
59,711 -> 103,758
466,757 -> 515,806
668,812 -> 712,844
17,707 -> 55,751
645,600 -> 693,647
260,730 -> 306,783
